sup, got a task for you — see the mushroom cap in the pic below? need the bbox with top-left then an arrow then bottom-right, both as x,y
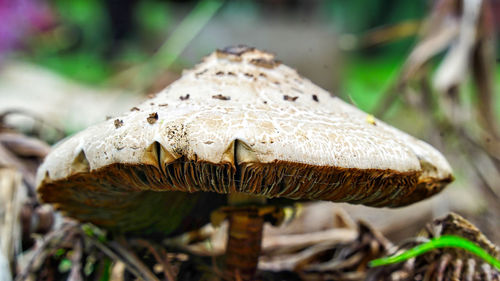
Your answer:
37,46 -> 453,233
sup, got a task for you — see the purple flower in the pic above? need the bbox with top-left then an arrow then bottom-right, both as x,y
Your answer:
0,0 -> 53,62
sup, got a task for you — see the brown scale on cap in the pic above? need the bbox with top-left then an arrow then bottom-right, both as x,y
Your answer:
212,94 -> 230,101
217,45 -> 255,57
284,95 -> 299,102
195,69 -> 208,77
215,45 -> 281,71
114,119 -> 123,128
147,112 -> 158,124
250,58 -> 280,69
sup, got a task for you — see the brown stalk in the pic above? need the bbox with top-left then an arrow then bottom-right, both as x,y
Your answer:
225,209 -> 264,281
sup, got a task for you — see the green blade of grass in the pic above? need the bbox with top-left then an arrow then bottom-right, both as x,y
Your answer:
153,0 -> 224,69
369,235 -> 500,271
132,0 -> 223,91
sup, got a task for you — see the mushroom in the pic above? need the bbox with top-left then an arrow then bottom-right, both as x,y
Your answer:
36,46 -> 453,280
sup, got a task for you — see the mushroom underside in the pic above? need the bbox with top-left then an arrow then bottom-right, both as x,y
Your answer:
38,158 -> 452,234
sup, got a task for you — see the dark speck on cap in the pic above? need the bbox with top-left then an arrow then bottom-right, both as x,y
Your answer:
114,119 -> 123,128
147,112 -> 158,124
284,95 -> 299,102
218,45 -> 255,56
250,58 -> 280,69
212,94 -> 231,101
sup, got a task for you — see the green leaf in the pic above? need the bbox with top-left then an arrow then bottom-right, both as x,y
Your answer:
54,248 -> 66,257
342,55 -> 403,112
98,259 -> 112,281
58,258 -> 72,273
369,235 -> 500,271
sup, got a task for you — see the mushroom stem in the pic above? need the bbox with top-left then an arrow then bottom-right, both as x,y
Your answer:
225,208 -> 264,281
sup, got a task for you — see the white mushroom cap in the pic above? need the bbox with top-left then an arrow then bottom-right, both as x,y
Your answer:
37,46 -> 453,231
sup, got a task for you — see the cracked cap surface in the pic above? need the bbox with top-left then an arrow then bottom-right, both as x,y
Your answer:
36,46 -> 453,232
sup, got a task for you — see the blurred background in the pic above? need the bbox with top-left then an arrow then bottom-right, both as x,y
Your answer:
1,0 -> 499,246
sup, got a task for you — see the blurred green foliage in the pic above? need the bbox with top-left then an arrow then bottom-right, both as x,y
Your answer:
55,0 -> 109,45
495,69 -> 500,116
58,258 -> 72,273
33,52 -> 111,84
24,0 -> 499,119
30,0 -> 111,83
136,0 -> 172,33
29,0 -> 173,84
29,0 -> 427,91
324,0 -> 426,33
341,54 -> 403,112
98,259 -> 111,281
